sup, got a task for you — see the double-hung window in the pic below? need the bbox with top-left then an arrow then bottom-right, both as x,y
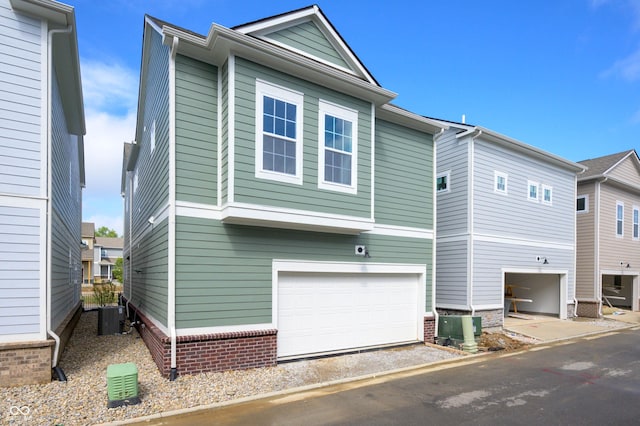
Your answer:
633,206 -> 639,240
617,202 -> 624,237
528,181 -> 539,202
437,171 -> 450,193
318,100 -> 358,193
542,184 -> 552,205
255,80 -> 303,185
494,171 -> 508,194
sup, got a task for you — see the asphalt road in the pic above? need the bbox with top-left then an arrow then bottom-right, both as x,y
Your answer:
141,328 -> 640,426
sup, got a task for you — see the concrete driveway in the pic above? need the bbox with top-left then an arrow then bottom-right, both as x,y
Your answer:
504,310 -> 639,342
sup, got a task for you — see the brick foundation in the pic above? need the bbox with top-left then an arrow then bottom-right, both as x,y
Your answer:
126,302 -> 277,377
424,316 -> 436,343
0,302 -> 81,387
0,340 -> 54,386
576,301 -> 601,318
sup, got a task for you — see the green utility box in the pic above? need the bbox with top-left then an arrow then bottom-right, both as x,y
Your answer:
107,362 -> 140,408
437,315 -> 482,346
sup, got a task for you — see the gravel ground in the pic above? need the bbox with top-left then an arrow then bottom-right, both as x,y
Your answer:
0,312 -> 462,426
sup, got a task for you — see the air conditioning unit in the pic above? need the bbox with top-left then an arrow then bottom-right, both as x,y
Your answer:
98,306 -> 124,335
107,362 -> 140,408
437,315 -> 482,346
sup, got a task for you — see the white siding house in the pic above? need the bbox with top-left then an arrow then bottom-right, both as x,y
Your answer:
435,122 -> 585,327
0,0 -> 85,386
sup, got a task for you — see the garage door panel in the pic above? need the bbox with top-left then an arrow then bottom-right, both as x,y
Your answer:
277,272 -> 421,358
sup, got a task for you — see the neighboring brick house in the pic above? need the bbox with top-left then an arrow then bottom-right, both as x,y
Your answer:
0,0 -> 85,386
575,150 -> 640,317
122,6 -> 445,378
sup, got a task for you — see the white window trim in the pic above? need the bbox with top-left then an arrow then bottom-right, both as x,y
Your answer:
436,170 -> 450,194
577,194 -> 589,214
318,99 -> 358,194
616,201 -> 624,237
541,184 -> 553,205
633,205 -> 639,240
527,180 -> 539,202
494,171 -> 508,194
255,79 -> 304,185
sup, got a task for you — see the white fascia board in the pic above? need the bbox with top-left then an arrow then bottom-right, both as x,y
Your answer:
602,150 -> 636,176
471,126 -> 586,173
377,104 -> 448,134
365,224 -> 434,240
233,6 -> 318,34
161,24 -> 397,106
10,0 -> 72,25
221,202 -> 374,234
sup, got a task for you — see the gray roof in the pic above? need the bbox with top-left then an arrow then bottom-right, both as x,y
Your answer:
578,150 -> 637,180
95,237 -> 123,249
82,222 -> 95,237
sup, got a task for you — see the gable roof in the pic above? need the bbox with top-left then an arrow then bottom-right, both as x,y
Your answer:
577,150 -> 638,180
232,5 -> 379,86
82,222 -> 95,238
144,6 -> 397,106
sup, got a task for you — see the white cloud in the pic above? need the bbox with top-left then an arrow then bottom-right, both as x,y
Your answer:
81,60 -> 137,236
82,60 -> 138,114
85,213 -> 125,237
601,46 -> 640,80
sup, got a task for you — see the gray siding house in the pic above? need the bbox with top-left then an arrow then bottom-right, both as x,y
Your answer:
575,150 -> 640,317
435,122 -> 585,327
0,0 -> 85,386
122,6 -> 445,378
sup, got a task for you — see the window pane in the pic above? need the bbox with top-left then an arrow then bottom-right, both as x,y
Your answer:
577,197 -> 585,211
275,99 -> 285,118
264,115 -> 274,134
286,121 -> 296,139
437,176 -> 447,191
263,136 -> 296,175
264,97 -> 274,115
286,103 -> 296,121
274,117 -> 285,136
325,150 -> 351,185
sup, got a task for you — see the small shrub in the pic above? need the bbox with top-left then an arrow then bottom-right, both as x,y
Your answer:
93,282 -> 116,306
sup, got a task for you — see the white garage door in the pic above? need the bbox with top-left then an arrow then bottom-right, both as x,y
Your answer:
277,272 -> 421,358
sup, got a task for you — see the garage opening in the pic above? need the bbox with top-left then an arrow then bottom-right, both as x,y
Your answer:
504,272 -> 565,319
602,275 -> 633,309
277,271 -> 423,359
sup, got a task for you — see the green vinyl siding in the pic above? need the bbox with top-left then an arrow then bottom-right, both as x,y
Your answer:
175,55 -> 217,205
232,57 -> 372,218
374,119 -> 434,228
265,21 -> 349,69
174,216 -> 432,328
129,220 -> 169,327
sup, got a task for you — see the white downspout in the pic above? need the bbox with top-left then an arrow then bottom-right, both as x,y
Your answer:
432,128 -> 445,338
595,178 -> 606,316
46,24 -> 73,369
468,130 -> 482,316
573,173 -> 579,317
168,37 -> 178,380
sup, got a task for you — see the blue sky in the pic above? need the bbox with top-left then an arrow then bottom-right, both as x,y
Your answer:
69,0 -> 640,236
